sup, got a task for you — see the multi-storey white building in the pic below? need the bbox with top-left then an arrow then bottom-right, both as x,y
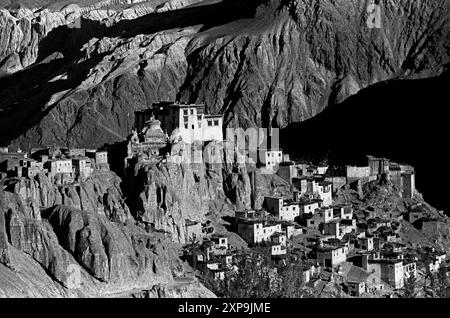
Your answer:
298,199 -> 321,214
368,259 -> 405,289
307,207 -> 336,229
264,196 -> 300,222
317,181 -> 333,206
265,150 -> 283,171
47,159 -> 73,175
72,157 -> 92,179
237,220 -> 283,245
135,102 -> 223,144
317,245 -> 347,267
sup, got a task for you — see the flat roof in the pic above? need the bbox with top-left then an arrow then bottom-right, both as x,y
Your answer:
48,158 -> 72,162
155,102 -> 205,108
369,259 -> 403,265
283,201 -> 299,207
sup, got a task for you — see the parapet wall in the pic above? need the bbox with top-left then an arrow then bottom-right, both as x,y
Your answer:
346,166 -> 371,179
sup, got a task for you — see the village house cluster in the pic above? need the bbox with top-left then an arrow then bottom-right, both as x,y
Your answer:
0,145 -> 109,184
182,217 -> 238,280
226,151 -> 447,296
175,135 -> 447,295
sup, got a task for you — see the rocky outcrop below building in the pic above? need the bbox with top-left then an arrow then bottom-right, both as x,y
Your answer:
125,141 -> 291,243
1,0 -> 448,149
0,141 -> 290,296
0,166 -> 216,297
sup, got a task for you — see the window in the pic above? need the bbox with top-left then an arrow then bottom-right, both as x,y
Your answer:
184,124 -> 188,129
190,109 -> 194,115
184,116 -> 189,123
214,120 -> 219,126
197,115 -> 202,121
208,120 -> 213,126
192,124 -> 195,129
183,109 -> 188,115
278,153 -> 281,157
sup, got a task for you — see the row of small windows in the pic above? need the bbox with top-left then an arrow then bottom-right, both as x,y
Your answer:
183,120 -> 220,128
183,115 -> 219,125
185,124 -> 198,129
55,162 -> 71,167
183,109 -> 195,115
207,120 -> 220,127
183,116 -> 203,122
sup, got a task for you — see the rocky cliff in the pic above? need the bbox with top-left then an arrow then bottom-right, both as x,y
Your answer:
0,0 -> 449,297
125,141 -> 291,243
0,0 -> 448,148
0,169 -> 213,297
0,143 -> 289,296
2,170 -> 131,222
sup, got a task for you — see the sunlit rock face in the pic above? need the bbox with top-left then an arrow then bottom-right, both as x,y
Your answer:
3,171 -> 131,223
0,187 -> 212,297
125,141 -> 290,243
0,0 -> 449,298
0,0 -> 448,149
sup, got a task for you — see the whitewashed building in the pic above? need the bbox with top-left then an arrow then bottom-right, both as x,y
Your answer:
135,102 -> 223,144
265,150 -> 283,171
264,196 -> 300,222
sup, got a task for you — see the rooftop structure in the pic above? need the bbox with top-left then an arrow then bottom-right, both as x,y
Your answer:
127,117 -> 169,159
135,102 -> 223,144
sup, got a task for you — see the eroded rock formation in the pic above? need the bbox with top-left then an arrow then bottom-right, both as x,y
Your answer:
125,141 -> 290,243
0,190 -> 212,297
0,0 -> 448,148
2,171 -> 131,223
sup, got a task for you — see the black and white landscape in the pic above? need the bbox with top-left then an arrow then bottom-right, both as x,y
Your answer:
0,0 -> 449,298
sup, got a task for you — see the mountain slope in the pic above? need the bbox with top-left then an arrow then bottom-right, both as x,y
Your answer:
281,69 -> 450,213
0,0 -> 448,149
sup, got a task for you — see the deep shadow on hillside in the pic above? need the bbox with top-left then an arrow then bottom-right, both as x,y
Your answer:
36,0 -> 265,62
0,0 -> 265,146
281,69 -> 450,213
